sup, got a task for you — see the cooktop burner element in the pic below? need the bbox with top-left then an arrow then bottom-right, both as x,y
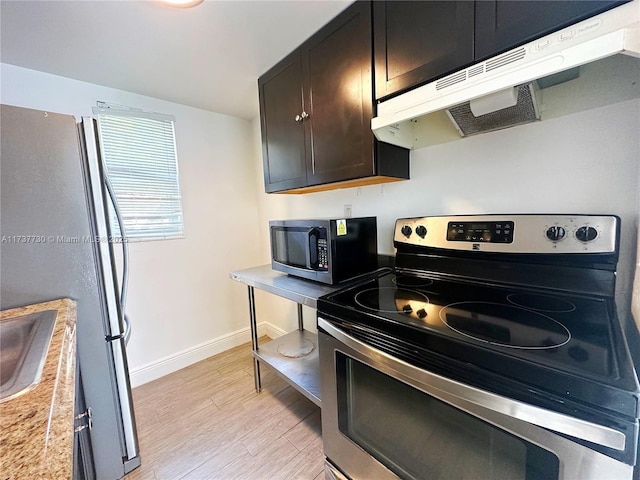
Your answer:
326,271 -> 617,378
354,287 -> 429,314
439,301 -> 571,349
392,275 -> 434,288
506,293 -> 576,313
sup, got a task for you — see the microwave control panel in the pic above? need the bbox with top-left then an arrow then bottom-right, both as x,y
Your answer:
317,238 -> 328,269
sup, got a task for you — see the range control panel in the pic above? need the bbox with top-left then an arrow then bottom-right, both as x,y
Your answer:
394,215 -> 618,254
447,221 -> 515,243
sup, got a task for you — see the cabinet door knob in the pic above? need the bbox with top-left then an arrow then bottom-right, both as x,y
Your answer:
295,111 -> 309,123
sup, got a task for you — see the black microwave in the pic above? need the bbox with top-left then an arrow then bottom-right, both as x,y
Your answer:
269,217 -> 377,284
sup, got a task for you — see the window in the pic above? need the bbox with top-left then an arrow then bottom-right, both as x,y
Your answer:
93,104 -> 184,241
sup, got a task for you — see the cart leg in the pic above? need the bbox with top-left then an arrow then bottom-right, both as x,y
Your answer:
247,286 -> 261,392
297,303 -> 304,331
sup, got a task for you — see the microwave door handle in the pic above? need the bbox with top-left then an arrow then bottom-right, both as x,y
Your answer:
306,228 -> 318,269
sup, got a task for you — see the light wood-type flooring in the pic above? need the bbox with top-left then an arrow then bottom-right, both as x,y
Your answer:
124,338 -> 324,480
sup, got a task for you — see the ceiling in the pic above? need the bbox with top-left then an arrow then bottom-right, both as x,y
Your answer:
0,0 -> 352,119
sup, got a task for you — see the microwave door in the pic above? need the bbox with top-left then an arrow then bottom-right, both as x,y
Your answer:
272,227 -> 319,270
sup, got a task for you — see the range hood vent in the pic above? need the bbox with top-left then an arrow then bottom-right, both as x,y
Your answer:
373,0 -> 640,149
446,83 -> 540,137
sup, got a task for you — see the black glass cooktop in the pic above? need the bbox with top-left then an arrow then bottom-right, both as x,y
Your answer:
322,272 -> 620,382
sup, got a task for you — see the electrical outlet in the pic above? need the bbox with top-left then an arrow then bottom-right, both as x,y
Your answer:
344,204 -> 352,218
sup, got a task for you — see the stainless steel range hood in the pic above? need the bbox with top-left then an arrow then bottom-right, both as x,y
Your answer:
372,0 -> 640,149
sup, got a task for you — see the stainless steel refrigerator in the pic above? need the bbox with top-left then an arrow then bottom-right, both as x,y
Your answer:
1,104 -> 141,479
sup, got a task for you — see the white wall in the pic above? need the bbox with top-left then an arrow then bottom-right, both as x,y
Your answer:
1,64 -> 263,385
251,98 -> 640,333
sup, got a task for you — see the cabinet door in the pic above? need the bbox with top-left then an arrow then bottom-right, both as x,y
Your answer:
258,51 -> 307,193
302,1 -> 375,187
374,1 -> 474,100
475,0 -> 628,61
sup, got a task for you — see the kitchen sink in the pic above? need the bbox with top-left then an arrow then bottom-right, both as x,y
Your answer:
0,310 -> 57,402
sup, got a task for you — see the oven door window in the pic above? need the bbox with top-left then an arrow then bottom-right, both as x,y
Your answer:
336,353 -> 560,480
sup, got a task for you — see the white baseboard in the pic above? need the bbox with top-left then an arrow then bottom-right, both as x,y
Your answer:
129,321 -> 287,387
262,322 -> 288,339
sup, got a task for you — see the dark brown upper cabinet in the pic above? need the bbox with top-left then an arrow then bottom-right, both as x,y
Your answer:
374,0 -> 628,101
474,1 -> 628,62
259,1 -> 409,194
374,1 -> 474,101
259,51 -> 307,192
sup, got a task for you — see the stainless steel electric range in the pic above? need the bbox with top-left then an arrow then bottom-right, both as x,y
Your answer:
317,214 -> 640,480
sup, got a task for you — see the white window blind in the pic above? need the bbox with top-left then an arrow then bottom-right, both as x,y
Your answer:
93,105 -> 184,241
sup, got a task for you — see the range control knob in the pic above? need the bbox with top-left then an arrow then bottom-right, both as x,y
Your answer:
576,226 -> 598,242
415,225 -> 427,238
401,225 -> 413,237
545,226 -> 566,242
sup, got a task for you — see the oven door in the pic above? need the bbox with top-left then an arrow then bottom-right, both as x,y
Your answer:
318,317 -> 635,480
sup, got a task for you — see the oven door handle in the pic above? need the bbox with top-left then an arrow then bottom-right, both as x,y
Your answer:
318,318 -> 627,452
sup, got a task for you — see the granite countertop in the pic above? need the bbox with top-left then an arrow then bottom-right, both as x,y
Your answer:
0,299 -> 77,480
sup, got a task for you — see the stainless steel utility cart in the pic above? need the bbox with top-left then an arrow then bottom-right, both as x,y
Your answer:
229,265 -> 336,407
230,263 -> 391,408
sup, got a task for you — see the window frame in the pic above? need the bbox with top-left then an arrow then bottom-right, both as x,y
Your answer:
92,104 -> 185,242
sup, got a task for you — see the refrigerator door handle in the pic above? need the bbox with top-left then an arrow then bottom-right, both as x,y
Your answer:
105,314 -> 131,342
103,159 -> 132,345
